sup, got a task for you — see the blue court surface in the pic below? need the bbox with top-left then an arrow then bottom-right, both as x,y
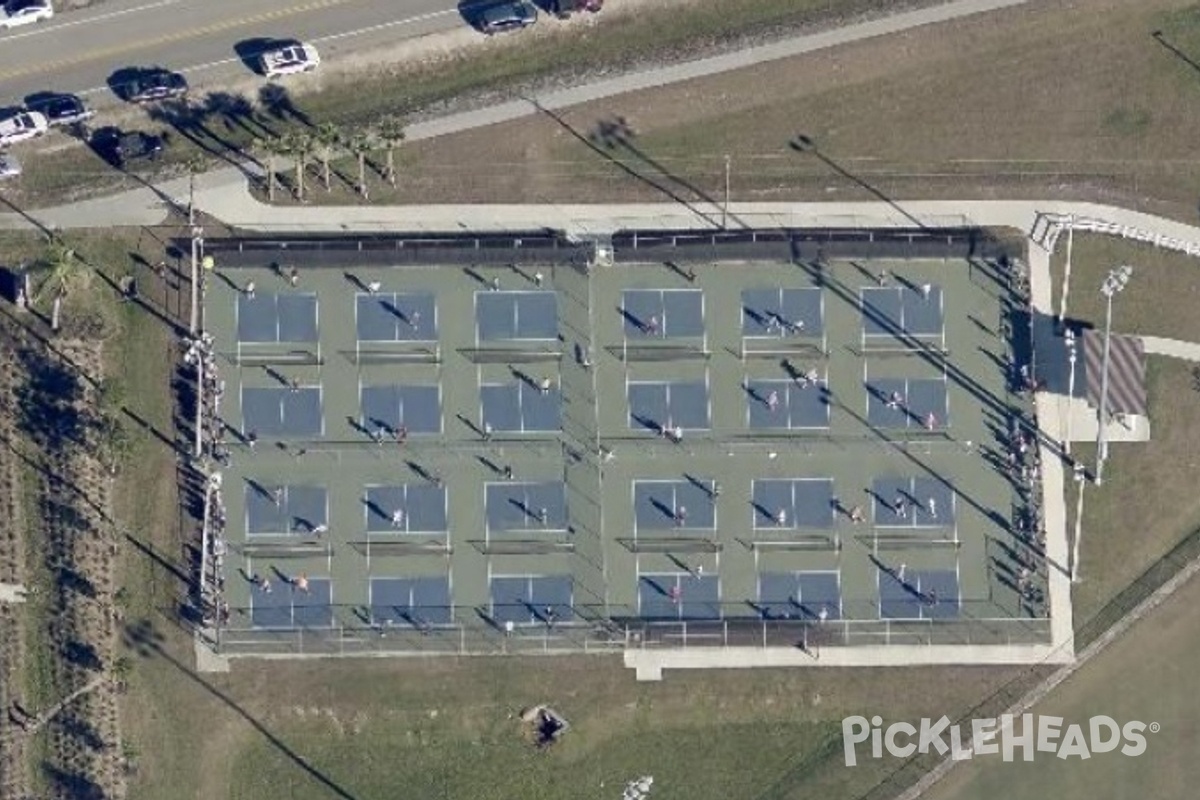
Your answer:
870,476 -> 957,528
633,479 -> 716,532
865,377 -> 949,429
879,568 -> 960,619
485,481 -> 567,533
638,574 -> 720,620
751,478 -> 835,530
621,289 -> 705,338
756,571 -> 842,620
356,292 -> 437,342
741,288 -> 823,337
745,378 -> 830,429
251,576 -> 332,627
237,292 -> 319,343
861,285 -> 944,339
245,482 -> 328,535
370,576 -> 452,625
476,291 -> 558,341
241,387 -> 323,438
363,484 -> 448,533
360,384 -> 442,435
490,575 -> 574,624
480,381 -> 561,433
628,381 -> 710,432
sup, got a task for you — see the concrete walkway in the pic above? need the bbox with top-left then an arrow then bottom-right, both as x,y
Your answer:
1142,336 -> 1200,361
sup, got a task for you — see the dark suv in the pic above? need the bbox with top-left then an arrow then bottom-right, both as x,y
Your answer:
92,127 -> 164,167
479,0 -> 537,33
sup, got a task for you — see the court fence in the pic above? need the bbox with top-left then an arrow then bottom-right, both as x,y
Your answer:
210,604 -> 1052,658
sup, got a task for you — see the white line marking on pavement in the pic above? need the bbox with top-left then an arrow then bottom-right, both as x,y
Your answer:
0,0 -> 184,42
75,7 -> 460,98
310,7 -> 459,44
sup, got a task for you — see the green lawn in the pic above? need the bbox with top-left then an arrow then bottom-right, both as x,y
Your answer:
208,656 -> 1037,800
925,551 -> 1200,800
1045,238 -> 1200,630
279,0 -> 1200,219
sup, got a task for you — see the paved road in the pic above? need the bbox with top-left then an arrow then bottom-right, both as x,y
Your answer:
0,0 -> 463,109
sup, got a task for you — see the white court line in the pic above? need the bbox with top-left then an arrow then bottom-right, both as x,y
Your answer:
0,0 -> 183,43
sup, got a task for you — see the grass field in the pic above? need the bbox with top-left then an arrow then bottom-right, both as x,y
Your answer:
1046,237 -> 1200,628
925,551 -> 1200,800
181,655 -> 1040,800
270,0 -> 1200,220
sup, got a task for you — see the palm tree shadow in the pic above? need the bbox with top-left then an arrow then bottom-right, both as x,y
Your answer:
123,618 -> 361,800
258,84 -> 313,128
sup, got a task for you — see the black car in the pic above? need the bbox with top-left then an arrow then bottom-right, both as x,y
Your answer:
92,127 -> 164,167
123,69 -> 188,104
479,0 -> 537,33
25,93 -> 94,127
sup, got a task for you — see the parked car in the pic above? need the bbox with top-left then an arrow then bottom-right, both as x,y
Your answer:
26,93 -> 94,127
0,154 -> 20,180
0,0 -> 53,29
91,127 -> 164,167
479,0 -> 537,34
122,69 -> 188,104
259,42 -> 320,78
549,0 -> 602,17
0,110 -> 48,146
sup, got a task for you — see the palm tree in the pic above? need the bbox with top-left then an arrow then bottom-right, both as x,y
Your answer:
345,131 -> 375,200
282,131 -> 313,201
35,241 -> 85,333
252,136 -> 283,202
376,115 -> 406,187
314,122 -> 340,192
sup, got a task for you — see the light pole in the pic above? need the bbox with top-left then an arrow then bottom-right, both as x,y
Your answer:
1058,214 -> 1075,328
1071,462 -> 1086,583
1095,265 -> 1132,486
723,154 -> 731,230
1063,328 -> 1077,459
189,225 -> 203,335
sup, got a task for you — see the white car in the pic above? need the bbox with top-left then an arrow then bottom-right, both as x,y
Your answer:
0,111 -> 48,146
0,0 -> 53,29
259,43 -> 320,79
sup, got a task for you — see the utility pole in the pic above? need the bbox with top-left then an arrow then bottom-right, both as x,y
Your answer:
1095,265 -> 1132,486
1063,328 -> 1077,459
1071,463 -> 1086,583
723,154 -> 731,230
189,225 -> 203,334
194,350 -> 204,459
1058,214 -> 1074,329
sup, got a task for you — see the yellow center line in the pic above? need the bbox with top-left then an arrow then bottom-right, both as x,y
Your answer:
0,0 -> 358,83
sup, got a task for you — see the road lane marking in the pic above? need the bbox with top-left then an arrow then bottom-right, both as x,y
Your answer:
72,7 -> 462,97
0,0 -> 184,42
310,8 -> 459,44
0,0 -> 359,83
